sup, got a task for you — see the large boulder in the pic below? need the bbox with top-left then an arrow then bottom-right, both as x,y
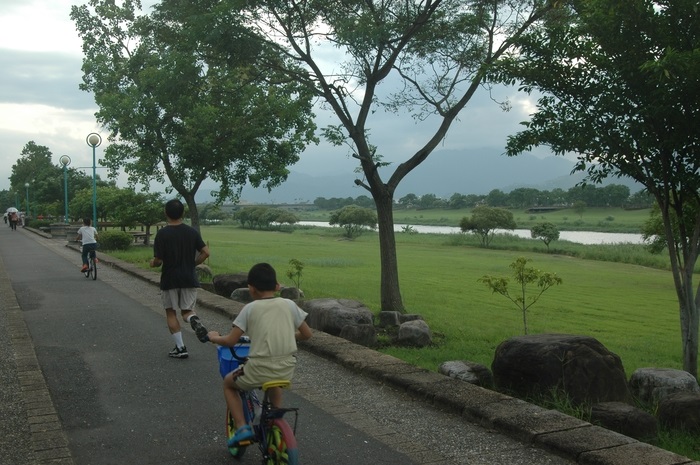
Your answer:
378,311 -> 401,328
399,314 -> 424,323
302,299 -> 373,336
230,288 -> 253,304
590,401 -> 658,441
212,273 -> 248,298
280,286 -> 304,301
629,367 -> 700,404
397,320 -> 432,347
657,391 -> 700,431
195,264 -> 213,281
438,360 -> 494,389
492,334 -> 630,405
339,324 -> 377,347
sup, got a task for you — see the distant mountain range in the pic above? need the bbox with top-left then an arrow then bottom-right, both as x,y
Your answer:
228,147 -> 642,204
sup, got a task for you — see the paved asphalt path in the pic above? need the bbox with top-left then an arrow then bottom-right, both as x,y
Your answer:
1,225 -> 576,465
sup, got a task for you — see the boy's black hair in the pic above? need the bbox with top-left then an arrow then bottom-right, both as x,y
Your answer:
165,199 -> 184,220
247,263 -> 277,291
83,217 -> 91,226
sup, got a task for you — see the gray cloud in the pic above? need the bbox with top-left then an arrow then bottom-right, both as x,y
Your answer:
0,48 -> 92,109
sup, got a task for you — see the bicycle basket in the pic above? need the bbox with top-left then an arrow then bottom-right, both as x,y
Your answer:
217,342 -> 250,379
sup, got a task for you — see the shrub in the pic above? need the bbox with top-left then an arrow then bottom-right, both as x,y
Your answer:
328,205 -> 377,238
99,230 -> 134,251
29,219 -> 52,229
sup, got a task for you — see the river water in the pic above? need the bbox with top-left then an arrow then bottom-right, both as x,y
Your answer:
297,221 -> 644,245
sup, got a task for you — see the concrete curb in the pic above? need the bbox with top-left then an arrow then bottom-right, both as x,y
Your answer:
49,233 -> 700,465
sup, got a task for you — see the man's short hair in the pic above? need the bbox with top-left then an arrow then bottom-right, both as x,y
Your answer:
247,263 -> 277,291
83,217 -> 91,226
165,199 -> 185,220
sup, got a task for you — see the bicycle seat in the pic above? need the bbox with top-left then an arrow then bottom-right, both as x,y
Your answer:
261,380 -> 291,391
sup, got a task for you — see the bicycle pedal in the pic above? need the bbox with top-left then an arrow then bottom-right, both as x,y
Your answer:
237,439 -> 254,446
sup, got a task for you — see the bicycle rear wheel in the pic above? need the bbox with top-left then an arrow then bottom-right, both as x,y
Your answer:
265,418 -> 298,465
225,408 -> 247,459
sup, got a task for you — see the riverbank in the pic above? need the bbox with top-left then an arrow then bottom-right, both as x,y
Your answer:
293,206 -> 652,234
297,221 -> 645,245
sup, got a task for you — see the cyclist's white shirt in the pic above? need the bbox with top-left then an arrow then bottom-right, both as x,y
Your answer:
77,225 -> 98,244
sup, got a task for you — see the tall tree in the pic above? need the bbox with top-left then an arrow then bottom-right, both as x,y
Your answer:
459,206 -> 517,247
71,0 -> 317,230
227,0 -> 555,311
10,142 -> 56,214
9,141 -> 95,217
495,0 -> 700,376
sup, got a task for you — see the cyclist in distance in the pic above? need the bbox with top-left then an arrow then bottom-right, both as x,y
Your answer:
150,199 -> 211,359
207,263 -> 313,446
76,217 -> 98,272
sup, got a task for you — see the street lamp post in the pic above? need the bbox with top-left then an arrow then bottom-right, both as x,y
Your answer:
60,155 -> 71,224
24,182 -> 30,226
86,133 -> 102,227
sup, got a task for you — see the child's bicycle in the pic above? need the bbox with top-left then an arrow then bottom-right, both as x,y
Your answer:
81,244 -> 98,280
217,337 -> 299,464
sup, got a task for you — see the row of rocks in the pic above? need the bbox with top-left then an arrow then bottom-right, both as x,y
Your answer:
440,334 -> 700,439
302,299 -> 433,348
212,274 -> 433,347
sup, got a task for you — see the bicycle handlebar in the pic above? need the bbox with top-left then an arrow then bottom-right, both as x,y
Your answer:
228,336 -> 251,363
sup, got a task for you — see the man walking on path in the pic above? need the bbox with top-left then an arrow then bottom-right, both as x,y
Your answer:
150,199 -> 211,358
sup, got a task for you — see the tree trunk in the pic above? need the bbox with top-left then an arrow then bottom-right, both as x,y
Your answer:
374,192 -> 405,313
680,266 -> 699,378
660,197 -> 699,378
182,193 -> 200,232
679,271 -> 700,378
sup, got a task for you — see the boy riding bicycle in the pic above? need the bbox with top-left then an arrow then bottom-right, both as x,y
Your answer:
76,217 -> 98,272
207,263 -> 312,446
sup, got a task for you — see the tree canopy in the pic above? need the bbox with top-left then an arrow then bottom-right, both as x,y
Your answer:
495,0 -> 700,375
71,0 -> 317,230
221,0 -> 556,311
10,141 -> 100,219
530,222 -> 560,251
460,206 -> 517,247
328,205 -> 378,239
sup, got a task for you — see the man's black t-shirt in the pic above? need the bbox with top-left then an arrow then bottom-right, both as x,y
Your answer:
153,224 -> 206,290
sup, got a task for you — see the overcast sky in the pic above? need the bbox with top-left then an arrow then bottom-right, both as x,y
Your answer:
0,0 -> 551,195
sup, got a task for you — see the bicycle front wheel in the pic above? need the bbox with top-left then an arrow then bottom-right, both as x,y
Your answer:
266,418 -> 298,465
225,409 -> 246,459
